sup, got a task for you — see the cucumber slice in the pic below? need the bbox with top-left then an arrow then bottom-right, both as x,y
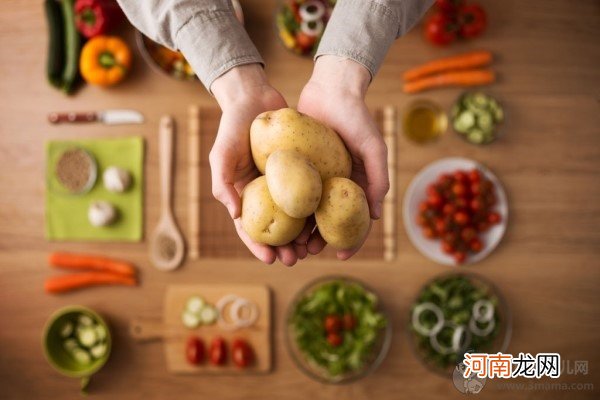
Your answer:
95,325 -> 107,341
492,105 -> 504,123
60,322 -> 74,338
77,327 -> 98,348
467,129 -> 485,144
469,93 -> 489,110
90,343 -> 107,359
63,338 -> 79,352
72,348 -> 92,365
185,296 -> 205,314
450,103 -> 461,119
181,310 -> 201,329
78,315 -> 94,327
454,111 -> 475,132
477,113 -> 493,131
199,306 -> 218,325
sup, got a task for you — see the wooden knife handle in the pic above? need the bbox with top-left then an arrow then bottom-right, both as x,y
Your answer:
48,112 -> 97,123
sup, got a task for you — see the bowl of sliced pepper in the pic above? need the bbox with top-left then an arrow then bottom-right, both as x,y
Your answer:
275,0 -> 336,57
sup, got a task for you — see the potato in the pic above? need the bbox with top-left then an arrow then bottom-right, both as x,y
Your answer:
265,150 -> 322,218
241,176 -> 306,246
250,108 -> 352,180
315,177 -> 370,250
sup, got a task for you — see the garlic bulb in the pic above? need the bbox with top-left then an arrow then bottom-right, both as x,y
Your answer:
103,166 -> 132,193
88,201 -> 117,227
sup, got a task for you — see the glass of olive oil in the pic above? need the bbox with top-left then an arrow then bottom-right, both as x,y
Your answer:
402,100 -> 447,144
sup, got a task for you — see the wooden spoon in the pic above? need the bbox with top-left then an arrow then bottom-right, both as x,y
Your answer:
149,116 -> 185,271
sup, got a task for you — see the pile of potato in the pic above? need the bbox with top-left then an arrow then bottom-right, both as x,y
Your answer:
241,108 -> 370,250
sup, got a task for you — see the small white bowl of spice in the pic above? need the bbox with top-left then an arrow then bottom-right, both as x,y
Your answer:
53,147 -> 97,195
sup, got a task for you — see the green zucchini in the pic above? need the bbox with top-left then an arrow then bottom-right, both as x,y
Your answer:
44,0 -> 64,89
60,0 -> 80,94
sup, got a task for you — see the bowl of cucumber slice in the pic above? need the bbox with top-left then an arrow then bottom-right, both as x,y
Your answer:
451,92 -> 505,145
42,306 -> 111,391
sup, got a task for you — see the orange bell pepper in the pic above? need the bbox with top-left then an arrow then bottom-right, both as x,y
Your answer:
80,35 -> 131,86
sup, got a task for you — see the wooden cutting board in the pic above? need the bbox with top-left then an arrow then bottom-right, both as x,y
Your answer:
194,107 -> 389,259
130,284 -> 272,374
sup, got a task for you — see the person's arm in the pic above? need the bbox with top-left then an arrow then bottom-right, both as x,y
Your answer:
316,0 -> 434,78
116,0 -> 263,90
297,0 -> 434,260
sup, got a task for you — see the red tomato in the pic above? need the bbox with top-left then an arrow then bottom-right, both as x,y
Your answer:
296,31 -> 316,52
477,221 -> 490,232
454,170 -> 468,182
454,197 -> 468,209
343,314 -> 357,330
209,337 -> 227,366
232,339 -> 254,368
469,169 -> 481,183
452,183 -> 467,197
327,332 -> 343,347
428,192 -> 443,208
470,182 -> 481,196
417,214 -> 428,227
461,227 -> 477,242
470,198 -> 483,212
488,212 -> 501,224
423,226 -> 437,239
470,238 -> 483,253
426,184 -> 439,197
434,218 -> 446,234
419,201 -> 430,213
454,211 -> 469,226
441,240 -> 455,254
424,12 -> 457,46
186,336 -> 205,365
458,4 -> 487,38
443,203 -> 456,216
443,231 -> 458,244
324,315 -> 342,333
453,251 -> 467,264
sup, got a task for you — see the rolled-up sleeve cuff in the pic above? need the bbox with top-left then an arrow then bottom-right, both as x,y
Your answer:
175,9 -> 264,90
315,0 -> 399,78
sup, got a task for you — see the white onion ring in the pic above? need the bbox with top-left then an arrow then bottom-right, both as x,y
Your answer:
469,316 -> 496,337
472,300 -> 494,323
216,294 -> 241,330
300,19 -> 324,37
299,1 -> 325,22
412,302 -> 444,337
231,297 -> 259,328
452,325 -> 471,353
430,322 -> 455,355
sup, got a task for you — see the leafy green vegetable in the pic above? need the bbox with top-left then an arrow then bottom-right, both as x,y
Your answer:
410,275 -> 500,370
290,280 -> 387,378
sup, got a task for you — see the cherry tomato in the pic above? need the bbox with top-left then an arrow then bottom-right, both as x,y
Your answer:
470,198 -> 483,212
295,31 -> 316,52
428,192 -> 443,208
424,12 -> 457,46
469,169 -> 481,183
458,3 -> 487,38
324,315 -> 342,333
443,203 -> 456,216
454,197 -> 468,209
327,332 -> 343,347
453,251 -> 467,264
209,337 -> 227,366
417,214 -> 428,227
461,227 -> 477,242
434,218 -> 446,234
441,240 -> 455,254
423,226 -> 437,239
232,339 -> 254,368
343,314 -> 357,330
477,221 -> 490,232
426,184 -> 439,197
470,238 -> 483,253
443,231 -> 458,244
419,201 -> 430,213
186,336 -> 205,365
452,183 -> 467,197
486,192 -> 497,206
454,170 -> 468,182
454,211 -> 469,226
488,212 -> 501,224
470,182 -> 481,196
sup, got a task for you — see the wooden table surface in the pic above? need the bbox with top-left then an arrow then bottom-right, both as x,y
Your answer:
1,0 -> 599,399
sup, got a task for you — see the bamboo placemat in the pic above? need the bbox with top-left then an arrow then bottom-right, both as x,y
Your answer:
195,107 -> 392,260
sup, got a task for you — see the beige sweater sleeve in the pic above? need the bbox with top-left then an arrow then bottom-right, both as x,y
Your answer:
116,0 -> 263,90
316,0 -> 434,77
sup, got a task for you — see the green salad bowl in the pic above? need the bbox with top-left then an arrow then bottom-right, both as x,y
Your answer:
42,305 -> 112,392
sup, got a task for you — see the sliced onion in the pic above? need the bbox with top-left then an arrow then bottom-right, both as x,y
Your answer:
216,294 -> 241,330
301,19 -> 324,37
469,316 -> 496,337
299,1 -> 325,22
231,297 -> 259,328
430,322 -> 455,355
452,325 -> 471,353
412,302 -> 444,337
472,300 -> 494,323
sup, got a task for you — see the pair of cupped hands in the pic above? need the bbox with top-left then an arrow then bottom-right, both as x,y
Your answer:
209,55 -> 390,266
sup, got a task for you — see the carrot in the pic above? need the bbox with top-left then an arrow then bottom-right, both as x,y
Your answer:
44,272 -> 137,294
49,252 -> 136,277
403,69 -> 496,94
403,51 -> 493,82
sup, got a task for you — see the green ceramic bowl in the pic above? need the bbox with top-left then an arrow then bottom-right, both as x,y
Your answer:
42,306 -> 111,391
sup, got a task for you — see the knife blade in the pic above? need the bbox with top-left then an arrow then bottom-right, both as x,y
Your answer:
48,109 -> 145,125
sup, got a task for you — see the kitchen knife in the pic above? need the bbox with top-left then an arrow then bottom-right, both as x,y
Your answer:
48,109 -> 145,125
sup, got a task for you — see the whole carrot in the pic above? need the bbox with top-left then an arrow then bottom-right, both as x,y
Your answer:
44,272 -> 137,294
403,69 -> 495,94
49,252 -> 136,277
403,51 -> 493,82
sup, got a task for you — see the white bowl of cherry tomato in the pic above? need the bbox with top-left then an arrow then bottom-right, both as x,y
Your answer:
403,157 -> 508,265
275,0 -> 336,56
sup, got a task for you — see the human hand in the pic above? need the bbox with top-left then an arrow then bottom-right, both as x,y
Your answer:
210,64 -> 307,266
297,55 -> 390,260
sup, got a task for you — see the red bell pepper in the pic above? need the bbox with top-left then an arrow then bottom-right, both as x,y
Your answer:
74,0 -> 123,38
